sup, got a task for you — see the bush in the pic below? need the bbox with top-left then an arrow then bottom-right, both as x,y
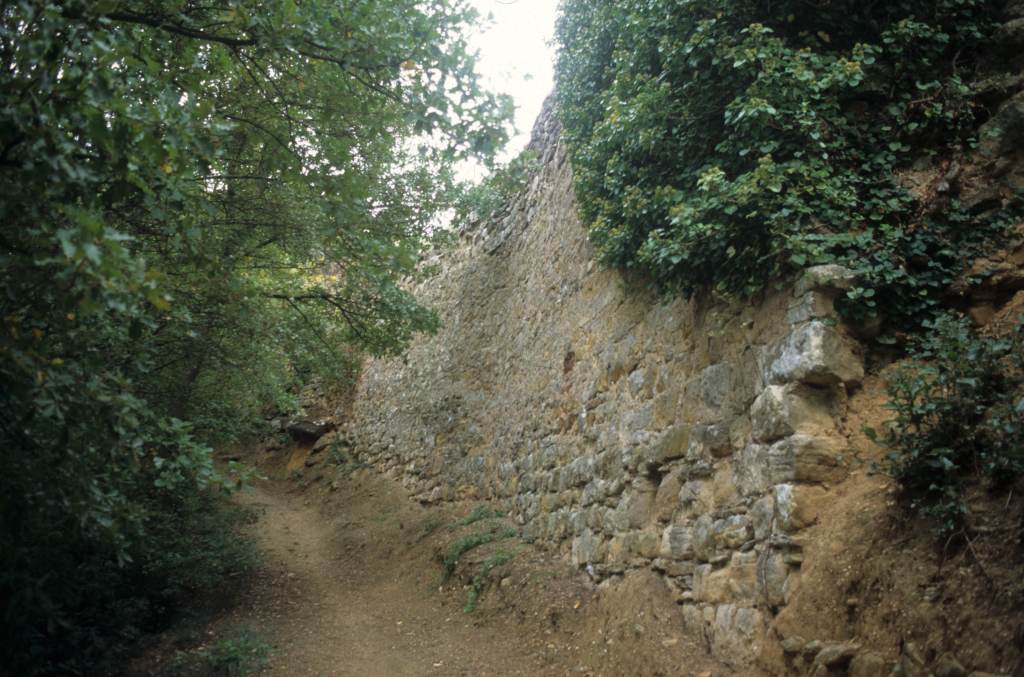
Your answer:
555,0 -> 1017,331
871,314 -> 1024,533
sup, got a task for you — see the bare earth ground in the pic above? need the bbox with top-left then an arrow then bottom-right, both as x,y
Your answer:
137,445 -> 734,677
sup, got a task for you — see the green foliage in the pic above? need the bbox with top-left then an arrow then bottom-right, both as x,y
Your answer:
441,526 -> 518,583
450,504 -> 506,529
164,627 -> 271,677
555,0 -> 1016,329
464,551 -> 514,612
870,314 -> 1024,533
0,0 -> 509,672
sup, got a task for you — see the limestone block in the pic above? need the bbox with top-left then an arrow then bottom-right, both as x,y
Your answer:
694,552 -> 758,603
653,469 -> 684,522
700,363 -> 734,410
624,484 -> 656,529
693,514 -> 716,562
625,529 -> 660,558
688,422 -> 733,459
793,264 -> 857,297
768,434 -> 849,484
640,424 -> 689,467
733,443 -> 770,497
709,604 -> 766,668
713,515 -> 751,550
660,525 -> 694,560
652,387 -> 681,429
749,384 -> 835,443
751,495 -> 775,540
757,549 -> 790,606
786,291 -> 836,324
767,321 -> 864,387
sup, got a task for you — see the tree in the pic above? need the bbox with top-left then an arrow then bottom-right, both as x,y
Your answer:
0,1 -> 510,671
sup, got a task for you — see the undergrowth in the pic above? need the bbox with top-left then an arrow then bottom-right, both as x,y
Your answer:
441,525 -> 517,583
465,551 -> 515,612
161,627 -> 271,677
869,314 -> 1024,534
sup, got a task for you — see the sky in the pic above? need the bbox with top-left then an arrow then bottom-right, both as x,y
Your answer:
464,0 -> 559,171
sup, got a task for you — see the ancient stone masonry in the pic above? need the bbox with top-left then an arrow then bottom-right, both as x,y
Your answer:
345,99 -> 866,669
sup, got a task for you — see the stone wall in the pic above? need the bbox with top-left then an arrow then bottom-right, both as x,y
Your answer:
345,100 -> 866,669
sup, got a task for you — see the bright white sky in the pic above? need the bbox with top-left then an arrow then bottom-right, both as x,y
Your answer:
463,0 -> 559,176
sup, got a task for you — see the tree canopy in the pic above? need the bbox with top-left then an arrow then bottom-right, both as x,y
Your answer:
0,1 -> 510,671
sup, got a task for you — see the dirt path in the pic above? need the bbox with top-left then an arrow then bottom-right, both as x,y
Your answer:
227,473 -> 566,677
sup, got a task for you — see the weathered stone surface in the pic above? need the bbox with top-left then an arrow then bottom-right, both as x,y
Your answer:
794,264 -> 858,296
814,642 -> 859,667
750,384 -> 834,443
757,549 -> 790,606
786,291 -> 837,324
653,470 -> 684,522
693,514 -> 716,562
733,443 -> 770,497
768,321 -> 864,387
689,422 -> 733,458
660,525 -> 694,560
781,636 -> 807,653
768,434 -> 849,485
849,652 -> 889,677
573,528 -> 602,565
641,425 -> 690,466
693,552 -> 757,603
700,363 -> 733,411
708,604 -> 765,668
980,91 -> 1024,157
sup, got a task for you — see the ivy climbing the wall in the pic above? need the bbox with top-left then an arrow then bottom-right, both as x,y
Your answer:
555,0 -> 1018,331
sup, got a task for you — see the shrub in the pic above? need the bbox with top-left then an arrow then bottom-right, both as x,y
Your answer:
555,0 -> 1018,331
870,314 -> 1024,533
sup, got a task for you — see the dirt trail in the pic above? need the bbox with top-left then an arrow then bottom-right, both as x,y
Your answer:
228,474 -> 560,677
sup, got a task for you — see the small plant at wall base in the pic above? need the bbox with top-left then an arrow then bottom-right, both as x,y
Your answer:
866,314 -> 1024,535
555,0 -> 1019,333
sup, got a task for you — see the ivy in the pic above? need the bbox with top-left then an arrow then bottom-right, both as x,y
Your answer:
555,0 -> 1017,331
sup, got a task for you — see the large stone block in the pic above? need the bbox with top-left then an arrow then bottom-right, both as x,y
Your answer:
571,529 -> 603,566
757,549 -> 790,606
700,363 -> 733,410
653,469 -> 684,522
660,525 -> 694,560
640,424 -> 690,467
694,552 -> 758,603
709,604 -> 766,668
749,384 -> 835,443
793,264 -> 858,297
768,434 -> 849,485
767,321 -> 863,387
733,443 -> 770,497
688,422 -> 733,459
